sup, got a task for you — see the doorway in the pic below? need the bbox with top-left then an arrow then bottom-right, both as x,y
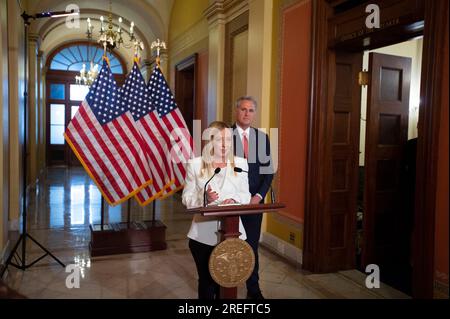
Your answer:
45,42 -> 126,167
356,38 -> 423,295
175,54 -> 197,136
303,0 -> 447,298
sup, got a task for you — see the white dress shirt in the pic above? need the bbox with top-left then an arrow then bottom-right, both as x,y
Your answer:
182,156 -> 251,246
236,124 -> 251,145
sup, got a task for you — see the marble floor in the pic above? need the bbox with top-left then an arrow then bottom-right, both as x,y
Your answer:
3,167 -> 410,299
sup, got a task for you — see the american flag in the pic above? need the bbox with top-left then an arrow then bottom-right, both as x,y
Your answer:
120,62 -> 174,205
64,60 -> 153,206
148,65 -> 194,194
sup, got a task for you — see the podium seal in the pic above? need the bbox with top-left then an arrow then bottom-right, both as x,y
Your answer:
209,238 -> 255,287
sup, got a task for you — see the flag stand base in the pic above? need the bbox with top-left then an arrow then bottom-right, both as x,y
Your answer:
89,220 -> 167,257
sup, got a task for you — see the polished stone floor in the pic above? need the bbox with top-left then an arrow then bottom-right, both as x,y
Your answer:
3,167 -> 409,299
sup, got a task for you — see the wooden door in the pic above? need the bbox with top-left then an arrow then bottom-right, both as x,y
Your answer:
175,54 -> 197,136
325,51 -> 362,271
362,53 -> 411,278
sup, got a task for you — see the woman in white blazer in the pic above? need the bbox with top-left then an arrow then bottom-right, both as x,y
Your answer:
182,121 -> 251,299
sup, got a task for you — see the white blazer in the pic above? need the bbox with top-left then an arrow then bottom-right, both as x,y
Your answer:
182,156 -> 251,246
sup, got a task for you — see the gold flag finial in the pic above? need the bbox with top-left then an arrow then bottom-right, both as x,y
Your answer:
151,39 -> 166,67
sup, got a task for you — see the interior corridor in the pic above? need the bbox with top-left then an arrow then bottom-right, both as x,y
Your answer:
2,167 -> 409,299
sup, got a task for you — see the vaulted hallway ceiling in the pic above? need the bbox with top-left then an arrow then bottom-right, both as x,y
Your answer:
26,0 -> 175,70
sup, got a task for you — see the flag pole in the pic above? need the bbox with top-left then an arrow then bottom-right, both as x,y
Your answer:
100,196 -> 105,231
127,199 -> 131,228
151,39 -> 164,225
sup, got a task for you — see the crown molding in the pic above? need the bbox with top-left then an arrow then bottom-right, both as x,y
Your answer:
204,0 -> 249,24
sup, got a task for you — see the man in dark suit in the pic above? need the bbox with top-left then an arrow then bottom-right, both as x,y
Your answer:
232,96 -> 274,299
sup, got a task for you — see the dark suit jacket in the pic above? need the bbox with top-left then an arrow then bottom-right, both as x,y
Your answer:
232,124 -> 274,200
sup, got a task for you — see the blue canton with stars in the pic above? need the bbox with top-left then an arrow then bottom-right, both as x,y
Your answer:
85,60 -> 126,125
148,66 -> 177,118
118,62 -> 152,121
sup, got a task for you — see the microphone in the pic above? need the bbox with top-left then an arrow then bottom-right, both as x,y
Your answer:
203,167 -> 221,207
235,167 -> 275,203
270,187 -> 276,204
234,167 -> 248,173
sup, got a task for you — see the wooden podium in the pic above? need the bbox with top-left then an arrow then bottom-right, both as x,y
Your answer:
186,203 -> 285,299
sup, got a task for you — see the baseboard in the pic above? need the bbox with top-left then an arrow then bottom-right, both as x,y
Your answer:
260,231 -> 302,266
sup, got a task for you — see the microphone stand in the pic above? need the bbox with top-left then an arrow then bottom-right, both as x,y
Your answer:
203,168 -> 221,207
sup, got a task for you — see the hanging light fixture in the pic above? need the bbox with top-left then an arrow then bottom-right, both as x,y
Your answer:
75,35 -> 99,86
85,0 -> 143,54
76,0 -> 144,85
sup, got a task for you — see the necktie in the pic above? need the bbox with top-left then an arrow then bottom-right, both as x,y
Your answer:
242,132 -> 249,159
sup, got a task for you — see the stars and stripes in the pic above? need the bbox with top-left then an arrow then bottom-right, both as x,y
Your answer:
148,65 -> 194,194
119,62 -> 174,205
64,60 -> 153,206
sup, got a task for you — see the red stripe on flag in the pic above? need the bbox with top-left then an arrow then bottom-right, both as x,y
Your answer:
66,128 -> 116,203
110,118 -> 150,183
77,108 -> 130,197
139,117 -> 172,177
119,115 -> 155,182
102,120 -> 147,189
150,112 -> 186,179
165,110 -> 193,156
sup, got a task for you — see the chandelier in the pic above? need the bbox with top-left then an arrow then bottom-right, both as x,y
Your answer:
85,0 -> 143,54
76,0 -> 144,86
75,61 -> 98,86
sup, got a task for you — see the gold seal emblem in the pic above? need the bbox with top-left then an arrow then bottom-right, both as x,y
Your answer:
209,238 -> 255,288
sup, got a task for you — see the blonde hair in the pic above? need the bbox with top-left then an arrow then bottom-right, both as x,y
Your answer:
201,121 -> 235,178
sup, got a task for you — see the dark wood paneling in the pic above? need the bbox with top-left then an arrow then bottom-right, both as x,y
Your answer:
363,53 -> 411,273
327,51 -> 361,270
412,0 -> 448,298
303,1 -> 362,270
304,0 -> 333,271
328,0 -> 425,51
196,51 -> 209,134
304,0 -> 447,299
175,54 -> 197,136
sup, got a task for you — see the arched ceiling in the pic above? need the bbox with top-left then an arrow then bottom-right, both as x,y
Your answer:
26,0 -> 174,72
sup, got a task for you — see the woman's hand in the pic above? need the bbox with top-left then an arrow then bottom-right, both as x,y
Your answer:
206,185 -> 219,204
221,199 -> 237,204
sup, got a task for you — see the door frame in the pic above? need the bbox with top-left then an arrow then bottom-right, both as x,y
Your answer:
174,53 -> 198,135
303,0 -> 447,298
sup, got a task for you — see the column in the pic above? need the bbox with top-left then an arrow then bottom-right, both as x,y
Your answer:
246,0 -> 273,129
27,33 -> 40,186
205,2 -> 226,123
37,50 -> 46,174
8,0 -> 24,230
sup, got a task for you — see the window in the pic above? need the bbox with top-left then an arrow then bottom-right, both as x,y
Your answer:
50,83 -> 65,100
50,104 -> 65,145
70,84 -> 89,101
46,42 -> 126,166
49,44 -> 124,74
